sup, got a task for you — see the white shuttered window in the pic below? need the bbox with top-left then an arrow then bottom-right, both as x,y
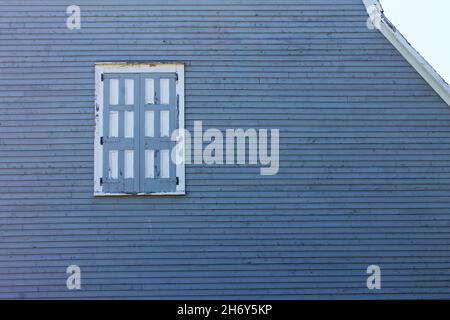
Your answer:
94,64 -> 185,196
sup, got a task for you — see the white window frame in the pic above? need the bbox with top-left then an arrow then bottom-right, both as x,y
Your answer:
94,63 -> 185,196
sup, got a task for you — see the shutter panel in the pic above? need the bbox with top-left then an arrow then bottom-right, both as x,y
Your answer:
140,73 -> 178,193
102,74 -> 140,194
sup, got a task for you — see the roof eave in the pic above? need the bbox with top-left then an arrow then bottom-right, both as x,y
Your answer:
362,0 -> 450,106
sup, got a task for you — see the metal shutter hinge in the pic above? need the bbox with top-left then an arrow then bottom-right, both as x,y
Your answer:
100,136 -> 104,145
176,177 -> 179,185
101,74 -> 104,81
100,178 -> 103,186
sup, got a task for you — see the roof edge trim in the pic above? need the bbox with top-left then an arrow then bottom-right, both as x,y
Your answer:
362,0 -> 450,106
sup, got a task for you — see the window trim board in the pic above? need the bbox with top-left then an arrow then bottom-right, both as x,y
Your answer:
94,63 -> 185,196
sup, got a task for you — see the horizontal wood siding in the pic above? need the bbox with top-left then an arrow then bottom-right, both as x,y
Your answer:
0,0 -> 449,299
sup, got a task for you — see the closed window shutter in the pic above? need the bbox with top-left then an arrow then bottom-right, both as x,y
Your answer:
140,73 -> 178,193
102,74 -> 140,194
101,72 -> 178,194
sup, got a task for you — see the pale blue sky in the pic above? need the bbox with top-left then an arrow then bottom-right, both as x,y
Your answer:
380,0 -> 450,84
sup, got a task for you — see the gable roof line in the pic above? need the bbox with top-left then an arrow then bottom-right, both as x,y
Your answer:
362,0 -> 450,106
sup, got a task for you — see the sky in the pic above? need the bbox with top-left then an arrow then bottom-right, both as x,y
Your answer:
380,0 -> 450,84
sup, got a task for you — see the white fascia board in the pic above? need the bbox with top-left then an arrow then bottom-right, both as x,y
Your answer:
362,0 -> 450,106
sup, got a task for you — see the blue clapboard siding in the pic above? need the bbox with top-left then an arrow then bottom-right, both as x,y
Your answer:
0,0 -> 450,299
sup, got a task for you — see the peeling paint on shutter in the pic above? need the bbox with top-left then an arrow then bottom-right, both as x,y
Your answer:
102,74 -> 140,194
140,73 -> 178,193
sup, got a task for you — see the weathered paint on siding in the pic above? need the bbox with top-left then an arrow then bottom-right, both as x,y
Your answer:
0,0 -> 450,299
